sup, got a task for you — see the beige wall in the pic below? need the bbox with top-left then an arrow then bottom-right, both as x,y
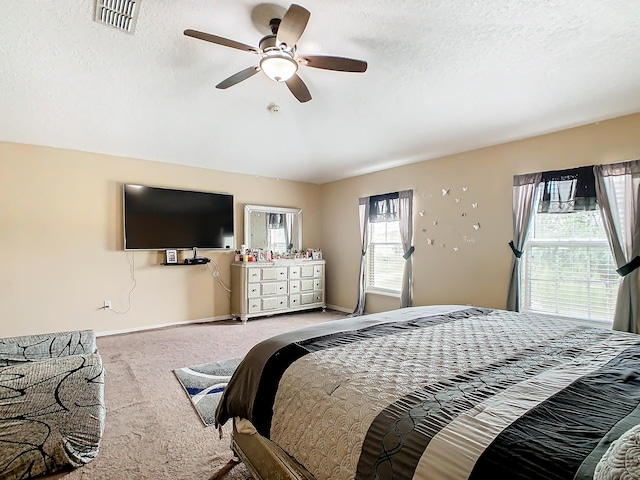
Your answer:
2,113 -> 640,337
321,113 -> 640,314
0,142 -> 322,337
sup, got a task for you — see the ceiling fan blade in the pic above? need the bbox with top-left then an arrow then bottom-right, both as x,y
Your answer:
276,4 -> 310,48
298,55 -> 367,73
184,29 -> 259,53
216,66 -> 260,89
286,73 -> 312,103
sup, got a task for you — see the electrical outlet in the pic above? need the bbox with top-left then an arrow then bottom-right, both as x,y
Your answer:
104,300 -> 111,309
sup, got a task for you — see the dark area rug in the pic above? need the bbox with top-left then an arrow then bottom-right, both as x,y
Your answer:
174,357 -> 242,426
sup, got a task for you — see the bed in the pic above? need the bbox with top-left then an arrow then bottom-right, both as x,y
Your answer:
215,306 -> 640,480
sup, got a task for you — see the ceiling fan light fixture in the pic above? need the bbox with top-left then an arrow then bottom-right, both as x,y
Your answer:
184,3 -> 367,102
260,53 -> 298,82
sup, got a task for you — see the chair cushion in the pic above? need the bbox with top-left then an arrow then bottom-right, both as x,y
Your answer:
0,353 -> 105,479
0,330 -> 96,366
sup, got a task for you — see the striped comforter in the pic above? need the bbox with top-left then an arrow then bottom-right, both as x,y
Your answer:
216,306 -> 640,480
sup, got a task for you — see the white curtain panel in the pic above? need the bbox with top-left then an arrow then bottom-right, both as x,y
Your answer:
281,213 -> 290,251
352,197 -> 370,316
594,160 -> 640,333
399,190 -> 414,308
507,173 -> 542,311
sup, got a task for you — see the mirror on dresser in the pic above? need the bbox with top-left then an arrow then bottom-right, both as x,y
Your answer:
244,205 -> 302,254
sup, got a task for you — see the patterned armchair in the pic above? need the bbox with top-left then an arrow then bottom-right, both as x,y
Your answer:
0,330 -> 105,479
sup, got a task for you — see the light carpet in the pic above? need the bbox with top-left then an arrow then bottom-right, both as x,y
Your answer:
45,309 -> 348,480
174,357 -> 243,426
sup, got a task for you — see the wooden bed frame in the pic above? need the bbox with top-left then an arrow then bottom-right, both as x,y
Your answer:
231,419 -> 316,480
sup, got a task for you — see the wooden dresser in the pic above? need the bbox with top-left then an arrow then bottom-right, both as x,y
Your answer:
230,259 -> 326,323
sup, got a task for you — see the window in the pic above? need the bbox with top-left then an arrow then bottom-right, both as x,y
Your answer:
268,227 -> 287,253
366,220 -> 404,293
521,209 -> 619,322
365,194 -> 404,294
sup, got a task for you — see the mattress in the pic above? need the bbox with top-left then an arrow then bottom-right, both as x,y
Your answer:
216,306 -> 640,480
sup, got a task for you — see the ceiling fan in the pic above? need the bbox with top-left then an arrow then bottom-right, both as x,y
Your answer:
184,3 -> 367,103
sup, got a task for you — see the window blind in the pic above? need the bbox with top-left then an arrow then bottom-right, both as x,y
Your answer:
522,210 -> 619,322
366,219 -> 403,293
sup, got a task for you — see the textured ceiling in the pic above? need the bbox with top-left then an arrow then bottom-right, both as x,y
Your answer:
2,1 -> 640,184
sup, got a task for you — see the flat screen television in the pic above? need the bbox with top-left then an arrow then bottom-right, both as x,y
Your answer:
123,184 -> 234,250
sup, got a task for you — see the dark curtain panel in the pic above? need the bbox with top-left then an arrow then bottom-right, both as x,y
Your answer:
369,192 -> 400,223
538,166 -> 597,213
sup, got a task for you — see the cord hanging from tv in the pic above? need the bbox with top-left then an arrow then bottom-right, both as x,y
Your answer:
123,184 -> 234,251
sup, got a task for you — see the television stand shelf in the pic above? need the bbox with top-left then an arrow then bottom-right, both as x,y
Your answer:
161,260 -> 211,266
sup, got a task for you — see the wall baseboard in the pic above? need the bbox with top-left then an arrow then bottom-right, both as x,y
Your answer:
98,306 -> 354,337
327,304 -> 352,314
96,314 -> 233,337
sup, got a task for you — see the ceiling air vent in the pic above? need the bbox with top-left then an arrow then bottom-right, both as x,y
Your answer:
94,0 -> 141,34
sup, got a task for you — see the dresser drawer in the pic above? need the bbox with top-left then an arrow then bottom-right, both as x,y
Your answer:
301,279 -> 314,292
248,268 -> 262,282
262,296 -> 288,311
261,282 -> 277,296
300,292 -> 322,305
247,284 -> 261,298
276,281 -> 288,295
289,294 -> 301,308
248,298 -> 261,313
289,280 -> 301,294
301,265 -> 315,277
261,268 -> 277,281
313,265 -> 324,277
289,266 -> 301,279
261,297 -> 279,310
